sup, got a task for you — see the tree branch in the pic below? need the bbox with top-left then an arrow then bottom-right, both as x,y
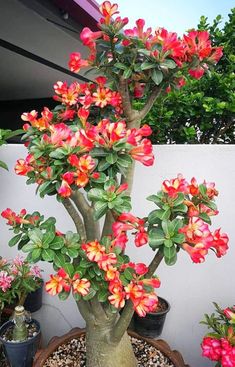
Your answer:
110,300 -> 134,343
101,210 -> 115,238
62,198 -> 86,241
71,190 -> 100,241
120,161 -> 136,196
119,76 -> 140,126
76,299 -> 94,323
138,86 -> 162,121
90,296 -> 109,321
146,249 -> 164,277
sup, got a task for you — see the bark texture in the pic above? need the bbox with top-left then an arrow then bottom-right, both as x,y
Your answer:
86,322 -> 137,367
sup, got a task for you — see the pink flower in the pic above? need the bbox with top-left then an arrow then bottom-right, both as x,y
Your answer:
58,180 -> 72,198
201,337 -> 222,361
30,265 -> 43,279
134,263 -> 148,276
221,339 -> 235,367
68,52 -> 88,73
0,271 -> 13,292
162,174 -> 189,198
212,229 -> 229,258
182,243 -> 208,263
129,138 -> 154,166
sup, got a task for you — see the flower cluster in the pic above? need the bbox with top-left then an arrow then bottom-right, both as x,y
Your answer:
201,303 -> 235,367
147,174 -> 228,265
45,238 -> 160,317
112,213 -> 148,249
0,256 -> 42,309
15,102 -> 154,200
69,1 -> 223,102
1,208 -> 39,227
81,240 -> 160,316
45,268 -> 90,297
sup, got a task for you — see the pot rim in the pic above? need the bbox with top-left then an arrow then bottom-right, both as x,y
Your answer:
33,327 -> 190,367
0,319 -> 41,346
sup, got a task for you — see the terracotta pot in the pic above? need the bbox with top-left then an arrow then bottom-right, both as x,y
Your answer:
33,327 -> 190,367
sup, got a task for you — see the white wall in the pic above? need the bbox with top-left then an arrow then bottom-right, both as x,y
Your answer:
0,144 -> 234,367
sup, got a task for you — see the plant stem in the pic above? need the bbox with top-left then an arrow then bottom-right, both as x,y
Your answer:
71,191 -> 100,241
146,249 -> 164,277
62,198 -> 86,241
110,300 -> 134,343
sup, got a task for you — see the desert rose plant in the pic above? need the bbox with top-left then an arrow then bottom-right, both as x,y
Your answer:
1,2 -> 228,366
0,253 -> 42,312
201,303 -> 235,367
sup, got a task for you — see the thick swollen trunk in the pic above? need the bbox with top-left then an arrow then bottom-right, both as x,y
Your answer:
86,322 -> 137,367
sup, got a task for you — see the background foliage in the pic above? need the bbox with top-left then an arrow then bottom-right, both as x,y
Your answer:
139,9 -> 235,144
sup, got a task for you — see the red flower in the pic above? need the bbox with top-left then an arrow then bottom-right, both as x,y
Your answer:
201,337 -> 222,361
72,276 -> 90,296
212,229 -> 229,258
129,138 -> 154,166
58,180 -> 72,198
162,174 -> 189,198
68,52 -> 88,73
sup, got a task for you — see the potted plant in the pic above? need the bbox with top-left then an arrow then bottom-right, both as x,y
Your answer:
0,305 -> 41,367
134,296 -> 170,338
0,254 -> 43,319
0,255 -> 42,366
1,2 -> 227,366
201,303 -> 235,366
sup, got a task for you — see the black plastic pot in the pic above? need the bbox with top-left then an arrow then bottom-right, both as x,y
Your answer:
24,281 -> 44,313
0,319 -> 41,367
134,296 -> 170,338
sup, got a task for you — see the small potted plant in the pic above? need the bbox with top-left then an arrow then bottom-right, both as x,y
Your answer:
134,295 -> 170,338
0,255 -> 42,367
201,303 -> 235,367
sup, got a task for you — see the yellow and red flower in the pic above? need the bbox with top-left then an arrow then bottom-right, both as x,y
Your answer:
82,240 -> 105,262
72,275 -> 91,296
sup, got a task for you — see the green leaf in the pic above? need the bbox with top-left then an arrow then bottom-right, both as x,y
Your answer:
53,252 -> 66,268
171,233 -> 185,244
151,70 -> 163,85
199,212 -> 212,224
0,160 -> 8,170
94,201 -> 108,220
114,62 -> 127,70
147,194 -> 162,205
42,230 -> 55,248
83,288 -> 96,301
123,68 -> 132,79
79,258 -> 92,268
202,200 -> 217,211
106,152 -> 118,164
50,236 -> 64,250
117,155 -> 133,168
66,248 -> 79,258
87,188 -> 105,202
148,210 -> 161,225
172,193 -> 185,207
97,289 -> 108,302
98,159 -> 111,171
31,248 -> 42,262
73,293 -> 81,301
8,234 -> 22,247
161,59 -> 177,69
149,228 -> 165,248
153,208 -> 171,220
164,239 -> 173,247
199,184 -> 207,197
124,267 -> 135,281
28,228 -> 43,244
141,62 -> 156,70
42,249 -> 54,261
21,243 -> 37,253
164,246 -> 177,265
41,217 -> 56,229
58,291 -> 70,301
49,148 -> 67,159
64,263 -> 74,277
173,204 -> 188,213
